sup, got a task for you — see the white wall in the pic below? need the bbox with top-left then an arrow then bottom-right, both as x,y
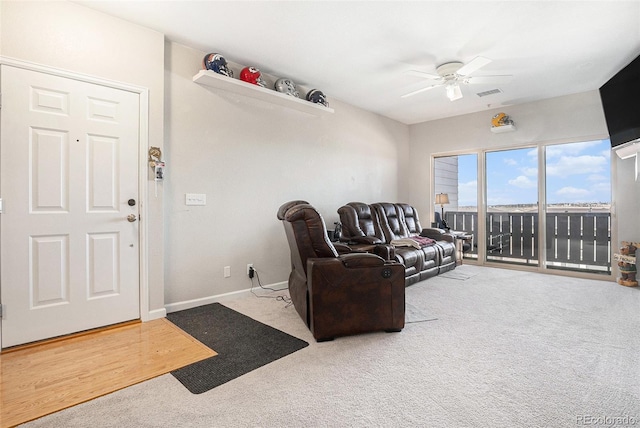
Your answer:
406,90 -> 610,218
0,1 -> 166,313
406,90 -> 640,266
2,1 -> 635,315
164,42 -> 409,305
615,155 -> 640,244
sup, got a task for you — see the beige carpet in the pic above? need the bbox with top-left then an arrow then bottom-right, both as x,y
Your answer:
21,266 -> 640,427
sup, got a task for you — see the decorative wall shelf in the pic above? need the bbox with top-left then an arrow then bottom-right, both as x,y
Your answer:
490,124 -> 516,133
193,70 -> 334,116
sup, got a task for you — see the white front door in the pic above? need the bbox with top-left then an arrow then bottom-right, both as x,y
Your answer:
0,65 -> 141,348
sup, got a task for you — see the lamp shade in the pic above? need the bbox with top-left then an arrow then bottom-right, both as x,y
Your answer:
435,193 -> 449,205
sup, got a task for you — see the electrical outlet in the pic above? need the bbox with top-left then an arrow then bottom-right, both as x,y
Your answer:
247,264 -> 254,277
224,266 -> 231,278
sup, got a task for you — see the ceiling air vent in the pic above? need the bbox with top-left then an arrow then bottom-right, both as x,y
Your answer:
476,89 -> 502,97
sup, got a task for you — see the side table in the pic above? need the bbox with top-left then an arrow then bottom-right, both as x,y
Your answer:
453,233 -> 473,265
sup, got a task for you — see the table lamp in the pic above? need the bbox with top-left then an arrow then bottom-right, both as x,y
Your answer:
435,193 -> 449,227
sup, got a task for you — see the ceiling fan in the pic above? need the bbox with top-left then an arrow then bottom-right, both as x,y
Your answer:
402,56 -> 512,101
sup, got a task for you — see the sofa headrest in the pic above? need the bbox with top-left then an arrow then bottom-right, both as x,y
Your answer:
338,202 -> 386,242
348,202 -> 374,219
396,203 -> 422,234
277,200 -> 309,220
372,202 -> 409,240
375,202 -> 398,218
284,203 -> 339,258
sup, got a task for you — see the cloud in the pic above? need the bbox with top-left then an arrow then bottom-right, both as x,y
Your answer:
521,167 -> 538,176
547,180 -> 610,204
590,181 -> 611,200
546,140 -> 606,159
556,186 -> 591,201
546,155 -> 607,178
508,175 -> 536,188
557,187 -> 590,196
504,158 -> 518,166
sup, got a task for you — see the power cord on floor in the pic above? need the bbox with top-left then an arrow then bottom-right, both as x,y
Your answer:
250,268 -> 292,307
406,318 -> 439,324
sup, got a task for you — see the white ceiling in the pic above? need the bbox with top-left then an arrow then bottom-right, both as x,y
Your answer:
76,1 -> 640,125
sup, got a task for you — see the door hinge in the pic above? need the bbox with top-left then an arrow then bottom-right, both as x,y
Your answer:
0,198 -> 3,214
0,304 -> 3,318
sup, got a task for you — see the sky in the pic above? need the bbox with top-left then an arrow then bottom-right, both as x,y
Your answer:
457,139 -> 611,206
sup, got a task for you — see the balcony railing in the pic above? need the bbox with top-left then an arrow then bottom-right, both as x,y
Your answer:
444,210 -> 611,273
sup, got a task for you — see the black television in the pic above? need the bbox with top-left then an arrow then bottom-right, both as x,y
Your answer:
599,54 -> 640,148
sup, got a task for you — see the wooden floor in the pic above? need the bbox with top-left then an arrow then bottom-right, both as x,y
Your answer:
0,318 -> 216,428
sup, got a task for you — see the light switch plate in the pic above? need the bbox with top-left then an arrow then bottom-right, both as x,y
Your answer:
185,193 -> 206,206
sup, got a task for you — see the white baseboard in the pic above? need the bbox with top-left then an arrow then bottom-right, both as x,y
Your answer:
164,281 -> 288,314
145,307 -> 167,321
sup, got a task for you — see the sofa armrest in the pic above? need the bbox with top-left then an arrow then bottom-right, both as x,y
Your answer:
420,228 -> 454,243
348,236 -> 384,245
372,244 -> 395,261
339,243 -> 395,261
338,252 -> 385,268
333,242 -> 352,255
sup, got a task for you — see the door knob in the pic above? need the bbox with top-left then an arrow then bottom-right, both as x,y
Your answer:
127,214 -> 137,222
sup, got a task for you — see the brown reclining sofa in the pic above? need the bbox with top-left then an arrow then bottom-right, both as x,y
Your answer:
338,202 -> 456,286
277,201 -> 406,341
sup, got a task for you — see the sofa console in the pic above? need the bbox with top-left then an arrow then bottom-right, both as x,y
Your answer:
338,202 -> 456,286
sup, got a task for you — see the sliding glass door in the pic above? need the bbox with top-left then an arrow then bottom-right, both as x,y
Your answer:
433,139 -> 611,275
544,140 -> 611,273
485,147 -> 539,266
433,154 -> 478,262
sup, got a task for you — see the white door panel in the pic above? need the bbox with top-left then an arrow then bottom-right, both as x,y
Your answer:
1,65 -> 140,347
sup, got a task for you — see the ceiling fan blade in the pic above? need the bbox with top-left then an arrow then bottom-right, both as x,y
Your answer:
464,75 -> 513,85
406,70 -> 442,80
457,56 -> 492,76
401,84 -> 441,98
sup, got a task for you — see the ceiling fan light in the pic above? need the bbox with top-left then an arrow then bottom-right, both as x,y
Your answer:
446,83 -> 462,101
